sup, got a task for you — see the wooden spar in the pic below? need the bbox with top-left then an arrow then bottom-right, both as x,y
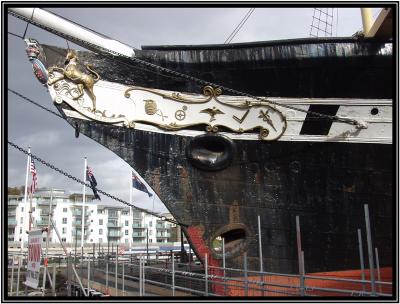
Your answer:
8,8 -> 135,58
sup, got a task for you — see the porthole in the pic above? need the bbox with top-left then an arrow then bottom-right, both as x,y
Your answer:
371,108 -> 379,115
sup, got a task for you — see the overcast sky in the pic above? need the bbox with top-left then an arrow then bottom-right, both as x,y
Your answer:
7,6 -> 383,213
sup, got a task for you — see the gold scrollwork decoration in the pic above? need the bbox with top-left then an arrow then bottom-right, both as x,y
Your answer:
51,79 -> 130,127
124,85 -> 223,104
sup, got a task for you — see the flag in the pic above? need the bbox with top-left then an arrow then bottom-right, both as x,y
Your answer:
132,171 -> 153,197
86,166 -> 101,200
29,159 -> 37,194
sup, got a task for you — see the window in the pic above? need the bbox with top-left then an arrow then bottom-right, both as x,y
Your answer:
125,239 -> 129,244
62,218 -> 67,224
99,229 -> 103,235
149,221 -> 152,227
99,219 -> 103,225
125,220 -> 129,226
122,211 -> 129,215
98,210 -> 103,214
91,220 -> 93,223
91,229 -> 93,232
20,228 -> 22,234
149,239 -> 153,243
125,230 -> 129,235
61,238 -> 66,242
90,239 -> 93,242
21,207 -> 24,212
63,208 -> 67,212
99,238 -> 103,243
62,227 -> 66,234
32,207 -> 35,212
20,217 -> 23,224
149,230 -> 153,236
43,238 -> 46,242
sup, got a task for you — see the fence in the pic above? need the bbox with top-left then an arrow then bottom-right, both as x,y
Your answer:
7,251 -> 393,297
65,254 -> 393,297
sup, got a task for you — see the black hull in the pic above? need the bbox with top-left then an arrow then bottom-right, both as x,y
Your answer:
38,36 -> 393,274
42,37 -> 392,99
67,118 -> 392,274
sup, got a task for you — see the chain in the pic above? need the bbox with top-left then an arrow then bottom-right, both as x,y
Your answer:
8,10 -> 362,127
7,140 -> 185,227
9,87 -> 178,159
8,88 -> 63,119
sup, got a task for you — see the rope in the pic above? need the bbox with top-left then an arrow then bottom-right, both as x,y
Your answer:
7,140 -> 186,227
8,9 -> 364,127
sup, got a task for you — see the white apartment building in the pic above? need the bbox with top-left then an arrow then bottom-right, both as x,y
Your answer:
7,188 -> 178,247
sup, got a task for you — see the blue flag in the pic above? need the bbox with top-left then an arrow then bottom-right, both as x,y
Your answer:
87,166 -> 101,200
132,171 -> 153,197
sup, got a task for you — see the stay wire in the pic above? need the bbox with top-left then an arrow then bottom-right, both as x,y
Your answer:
8,88 -> 63,119
8,31 -> 24,39
224,8 -> 255,44
7,140 -> 185,227
22,8 -> 35,39
8,87 -> 182,160
7,10 -> 363,127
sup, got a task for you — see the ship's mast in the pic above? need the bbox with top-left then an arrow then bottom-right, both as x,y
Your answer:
8,7 -> 135,58
360,8 -> 373,35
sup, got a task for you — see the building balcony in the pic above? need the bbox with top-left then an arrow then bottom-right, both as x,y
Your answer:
108,213 -> 119,219
8,210 -> 16,216
73,220 -> 89,227
72,229 -> 88,237
156,227 -> 170,231
132,233 -> 145,237
156,233 -> 171,238
132,212 -> 142,219
8,219 -> 17,226
38,200 -> 54,205
72,209 -> 90,217
132,224 -> 145,229
107,222 -> 122,228
36,219 -> 49,226
108,232 -> 122,238
8,200 -> 19,206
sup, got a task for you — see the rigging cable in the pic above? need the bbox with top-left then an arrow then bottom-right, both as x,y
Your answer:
224,8 -> 255,44
7,140 -> 187,227
7,9 -> 366,128
22,8 -> 35,39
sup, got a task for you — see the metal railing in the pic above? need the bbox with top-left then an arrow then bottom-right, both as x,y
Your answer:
7,251 -> 393,298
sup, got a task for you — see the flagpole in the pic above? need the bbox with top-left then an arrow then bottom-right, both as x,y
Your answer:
81,157 -> 87,256
129,173 -> 133,249
28,191 -> 33,230
21,147 -> 31,251
17,147 -> 30,296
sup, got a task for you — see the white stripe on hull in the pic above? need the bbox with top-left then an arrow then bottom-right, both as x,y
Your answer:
49,78 -> 391,144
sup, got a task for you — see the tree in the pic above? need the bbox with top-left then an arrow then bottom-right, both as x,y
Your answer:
8,187 -> 22,195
